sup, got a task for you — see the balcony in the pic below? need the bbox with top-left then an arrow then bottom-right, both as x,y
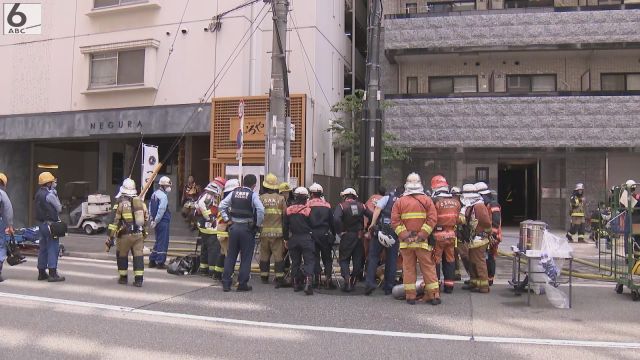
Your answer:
384,8 -> 640,59
383,92 -> 640,148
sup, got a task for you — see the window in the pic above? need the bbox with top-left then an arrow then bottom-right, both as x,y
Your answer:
94,0 -> 145,9
112,153 -> 124,185
429,76 -> 478,94
405,2 -> 418,13
407,77 -> 418,94
507,74 -> 556,93
90,49 -> 145,88
601,73 -> 640,91
476,167 -> 489,183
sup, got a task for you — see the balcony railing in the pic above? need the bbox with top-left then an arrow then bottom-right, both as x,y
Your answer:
386,90 -> 640,99
387,0 -> 640,18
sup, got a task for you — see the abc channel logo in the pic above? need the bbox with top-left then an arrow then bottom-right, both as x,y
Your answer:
3,3 -> 41,35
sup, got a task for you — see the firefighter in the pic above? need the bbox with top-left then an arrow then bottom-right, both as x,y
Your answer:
149,176 -> 172,269
279,182 -> 293,206
363,187 -> 385,270
196,177 -> 226,276
476,182 -> 502,286
365,185 -> 403,296
219,174 -> 265,292
566,183 -> 586,243
259,174 -> 287,287
0,173 -> 14,282
391,173 -> 439,305
212,179 -> 239,280
450,186 -> 465,281
284,187 -> 315,295
308,183 -> 336,289
459,184 -> 492,293
431,176 -> 462,294
333,187 -> 371,292
107,178 -> 148,287
34,172 -> 65,282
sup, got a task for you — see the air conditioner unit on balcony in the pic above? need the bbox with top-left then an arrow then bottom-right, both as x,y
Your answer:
479,73 -> 489,92
493,72 -> 506,92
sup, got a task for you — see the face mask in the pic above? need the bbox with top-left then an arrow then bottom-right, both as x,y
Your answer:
51,182 -> 57,189
165,187 -> 172,193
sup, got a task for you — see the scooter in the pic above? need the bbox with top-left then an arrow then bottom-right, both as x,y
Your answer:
67,194 -> 112,235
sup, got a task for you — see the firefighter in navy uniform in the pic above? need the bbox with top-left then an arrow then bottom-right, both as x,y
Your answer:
212,179 -> 239,280
259,174 -> 287,287
567,183 -> 587,243
196,177 -> 226,276
308,183 -> 336,289
333,188 -> 372,292
284,187 -> 315,295
476,182 -> 502,286
219,174 -> 265,292
460,184 -> 493,293
431,176 -> 462,294
107,178 -> 148,287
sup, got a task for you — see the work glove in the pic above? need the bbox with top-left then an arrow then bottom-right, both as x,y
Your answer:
105,237 -> 115,252
150,221 -> 157,229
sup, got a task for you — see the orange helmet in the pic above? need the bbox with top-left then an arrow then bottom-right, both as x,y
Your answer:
431,175 -> 448,190
213,176 -> 226,188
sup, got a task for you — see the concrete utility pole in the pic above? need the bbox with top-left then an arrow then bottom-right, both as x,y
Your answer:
360,0 -> 383,199
267,0 -> 291,183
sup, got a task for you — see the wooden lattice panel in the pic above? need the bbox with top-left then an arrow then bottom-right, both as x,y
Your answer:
210,94 -> 307,184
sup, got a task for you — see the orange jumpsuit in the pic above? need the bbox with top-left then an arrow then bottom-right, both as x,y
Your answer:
464,202 -> 492,292
432,194 -> 462,291
391,193 -> 438,301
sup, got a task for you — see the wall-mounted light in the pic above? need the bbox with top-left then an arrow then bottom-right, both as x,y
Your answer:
37,164 -> 59,169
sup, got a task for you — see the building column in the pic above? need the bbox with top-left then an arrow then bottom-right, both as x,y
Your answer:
98,140 -> 109,194
0,142 -> 31,228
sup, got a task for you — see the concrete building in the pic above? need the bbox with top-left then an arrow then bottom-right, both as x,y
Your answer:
381,0 -> 640,228
0,0 -> 367,226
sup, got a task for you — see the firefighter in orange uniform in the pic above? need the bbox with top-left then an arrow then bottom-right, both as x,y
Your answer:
391,173 -> 439,305
431,175 -> 462,294
475,182 -> 502,286
459,184 -> 493,293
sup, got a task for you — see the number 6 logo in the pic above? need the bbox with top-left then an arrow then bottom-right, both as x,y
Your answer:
3,3 -> 41,35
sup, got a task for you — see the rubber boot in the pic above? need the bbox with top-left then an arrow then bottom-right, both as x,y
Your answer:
118,275 -> 128,285
342,276 -> 352,293
197,266 -> 209,276
304,276 -> 314,295
312,274 -> 320,289
133,275 -> 143,287
259,261 -> 270,284
293,277 -> 304,292
47,268 -> 65,282
212,271 -> 222,281
38,269 -> 49,281
275,277 -> 286,289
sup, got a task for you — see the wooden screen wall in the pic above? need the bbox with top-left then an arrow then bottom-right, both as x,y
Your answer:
210,94 -> 306,184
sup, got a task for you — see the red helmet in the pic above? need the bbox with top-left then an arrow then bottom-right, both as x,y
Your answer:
431,175 -> 448,190
213,176 -> 226,188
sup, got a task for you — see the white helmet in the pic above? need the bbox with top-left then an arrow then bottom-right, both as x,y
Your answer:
309,183 -> 323,194
159,176 -> 172,186
340,187 -> 358,197
294,187 -> 310,200
462,184 -> 477,193
475,182 -> 491,195
378,231 -> 396,248
205,181 -> 222,195
575,183 -> 584,191
625,180 -> 636,187
121,178 -> 138,196
224,179 -> 240,194
451,186 -> 461,195
404,173 -> 424,194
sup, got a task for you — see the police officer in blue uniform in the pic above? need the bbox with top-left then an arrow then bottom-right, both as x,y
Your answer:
34,172 -> 65,282
149,176 -> 172,269
219,174 -> 265,292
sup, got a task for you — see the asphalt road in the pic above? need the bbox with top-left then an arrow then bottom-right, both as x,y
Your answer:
1,248 -> 639,360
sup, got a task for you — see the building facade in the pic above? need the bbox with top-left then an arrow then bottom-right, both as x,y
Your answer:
381,0 -> 640,228
0,0 -> 365,227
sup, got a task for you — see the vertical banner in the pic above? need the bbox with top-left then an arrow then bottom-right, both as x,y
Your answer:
142,144 -> 159,191
237,100 -> 245,183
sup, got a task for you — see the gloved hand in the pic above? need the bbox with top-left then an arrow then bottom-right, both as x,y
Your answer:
4,226 -> 14,236
105,237 -> 115,252
150,221 -> 157,229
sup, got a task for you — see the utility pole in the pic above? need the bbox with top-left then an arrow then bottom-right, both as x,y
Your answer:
360,0 -> 382,199
267,0 -> 291,184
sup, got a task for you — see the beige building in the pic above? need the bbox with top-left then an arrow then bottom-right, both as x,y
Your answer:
381,0 -> 640,228
0,0 -> 367,226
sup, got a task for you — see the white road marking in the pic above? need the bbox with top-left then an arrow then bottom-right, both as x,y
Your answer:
0,291 -> 639,350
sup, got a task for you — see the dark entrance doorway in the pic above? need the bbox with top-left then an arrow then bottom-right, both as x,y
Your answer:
498,162 -> 538,225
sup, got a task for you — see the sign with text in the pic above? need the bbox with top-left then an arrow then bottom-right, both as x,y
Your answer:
229,116 -> 265,142
3,3 -> 41,35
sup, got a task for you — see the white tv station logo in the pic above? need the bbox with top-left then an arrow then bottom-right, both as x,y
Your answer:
3,3 -> 41,35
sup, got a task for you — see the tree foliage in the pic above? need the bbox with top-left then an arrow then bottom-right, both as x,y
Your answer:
327,90 -> 410,178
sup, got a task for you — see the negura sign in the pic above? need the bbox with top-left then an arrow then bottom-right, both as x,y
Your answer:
89,120 -> 143,132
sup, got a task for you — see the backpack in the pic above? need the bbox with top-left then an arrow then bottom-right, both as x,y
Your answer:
166,254 -> 200,275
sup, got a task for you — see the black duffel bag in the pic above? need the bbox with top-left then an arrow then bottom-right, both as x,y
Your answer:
6,236 -> 26,266
166,254 -> 200,276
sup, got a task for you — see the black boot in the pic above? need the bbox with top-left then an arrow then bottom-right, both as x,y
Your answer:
275,277 -> 286,289
342,277 -> 352,292
38,269 -> 49,281
197,267 -> 209,276
133,275 -> 143,287
47,268 -> 65,282
294,277 -> 304,292
261,276 -> 270,284
304,276 -> 314,295
118,275 -> 128,285
212,271 -> 222,280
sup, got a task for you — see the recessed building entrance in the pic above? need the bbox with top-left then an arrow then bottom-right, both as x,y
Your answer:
498,161 -> 538,225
